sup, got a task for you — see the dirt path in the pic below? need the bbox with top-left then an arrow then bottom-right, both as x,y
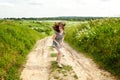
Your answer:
20,36 -> 116,80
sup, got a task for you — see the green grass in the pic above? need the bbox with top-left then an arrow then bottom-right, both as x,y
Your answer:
49,46 -> 54,51
50,61 -> 72,72
65,18 -> 120,79
0,20 -> 53,80
49,61 -> 78,80
50,53 -> 57,57
73,74 -> 78,79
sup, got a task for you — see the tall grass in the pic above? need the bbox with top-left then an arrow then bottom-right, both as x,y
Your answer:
65,18 -> 120,79
0,20 -> 53,80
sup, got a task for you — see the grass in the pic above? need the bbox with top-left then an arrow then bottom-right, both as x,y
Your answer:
50,53 -> 57,57
74,74 -> 78,79
0,20 -> 53,80
50,61 -> 72,72
49,61 -> 78,80
65,18 -> 120,79
49,46 -> 54,51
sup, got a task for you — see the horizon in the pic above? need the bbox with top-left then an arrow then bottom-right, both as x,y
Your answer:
0,16 -> 119,19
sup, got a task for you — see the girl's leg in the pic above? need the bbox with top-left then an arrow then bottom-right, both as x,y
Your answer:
56,48 -> 63,67
56,50 -> 62,63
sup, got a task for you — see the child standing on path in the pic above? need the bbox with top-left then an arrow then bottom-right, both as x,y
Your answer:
52,22 -> 66,68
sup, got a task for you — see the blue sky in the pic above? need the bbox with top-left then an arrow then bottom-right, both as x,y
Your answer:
0,0 -> 120,18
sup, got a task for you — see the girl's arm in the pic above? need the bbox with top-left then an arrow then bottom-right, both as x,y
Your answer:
61,36 -> 65,46
61,36 -> 64,44
61,32 -> 65,44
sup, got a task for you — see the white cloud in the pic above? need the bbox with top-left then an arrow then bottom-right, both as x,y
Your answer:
0,2 -> 15,7
28,2 -> 43,6
0,0 -> 120,18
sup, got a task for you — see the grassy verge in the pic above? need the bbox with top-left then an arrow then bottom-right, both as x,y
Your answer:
0,20 -> 53,80
50,53 -> 57,57
65,18 -> 120,79
49,61 -> 78,80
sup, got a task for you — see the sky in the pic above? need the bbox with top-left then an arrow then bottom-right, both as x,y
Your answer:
0,0 -> 120,18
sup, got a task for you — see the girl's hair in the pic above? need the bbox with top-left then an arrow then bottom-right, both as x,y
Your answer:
53,22 -> 66,32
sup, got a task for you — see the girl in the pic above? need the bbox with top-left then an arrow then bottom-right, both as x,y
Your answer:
52,22 -> 66,68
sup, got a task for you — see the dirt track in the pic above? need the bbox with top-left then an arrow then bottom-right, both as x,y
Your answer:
20,36 -> 116,80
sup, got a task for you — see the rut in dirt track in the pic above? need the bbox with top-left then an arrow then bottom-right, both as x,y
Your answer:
20,36 -> 116,80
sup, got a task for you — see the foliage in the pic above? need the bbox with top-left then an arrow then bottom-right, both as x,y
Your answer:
65,18 -> 120,79
0,20 -> 53,80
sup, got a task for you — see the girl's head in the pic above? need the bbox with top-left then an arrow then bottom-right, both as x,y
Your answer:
53,22 -> 66,32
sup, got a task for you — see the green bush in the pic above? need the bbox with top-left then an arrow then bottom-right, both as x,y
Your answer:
65,18 -> 120,79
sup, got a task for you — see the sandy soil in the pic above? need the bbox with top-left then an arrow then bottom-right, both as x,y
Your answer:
20,36 -> 116,80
